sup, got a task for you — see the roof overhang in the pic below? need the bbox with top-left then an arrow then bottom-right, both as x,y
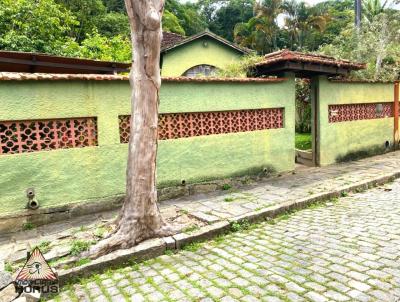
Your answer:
0,51 -> 130,74
250,50 -> 366,78
251,61 -> 356,77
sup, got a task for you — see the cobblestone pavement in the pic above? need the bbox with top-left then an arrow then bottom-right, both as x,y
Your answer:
49,178 -> 400,302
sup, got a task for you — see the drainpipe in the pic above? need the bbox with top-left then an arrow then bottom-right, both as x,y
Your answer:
394,81 -> 399,150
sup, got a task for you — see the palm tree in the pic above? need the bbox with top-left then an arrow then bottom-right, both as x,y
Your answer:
363,0 -> 390,22
282,0 -> 330,49
254,0 -> 282,20
234,16 -> 278,54
234,0 -> 282,54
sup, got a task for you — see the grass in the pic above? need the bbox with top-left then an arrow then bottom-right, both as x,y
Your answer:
75,258 -> 91,267
93,227 -> 107,238
70,240 -> 93,256
182,225 -> 200,234
295,132 -> 312,150
230,219 -> 251,232
341,191 -> 349,197
4,262 -> 13,272
33,240 -> 51,254
22,222 -> 35,230
181,242 -> 203,252
224,197 -> 234,202
222,184 -> 232,190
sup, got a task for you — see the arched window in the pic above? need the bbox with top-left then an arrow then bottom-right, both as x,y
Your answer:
182,65 -> 218,77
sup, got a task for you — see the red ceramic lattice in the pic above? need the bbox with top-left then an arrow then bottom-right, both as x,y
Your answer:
328,103 -> 393,123
119,108 -> 284,143
0,117 -> 98,155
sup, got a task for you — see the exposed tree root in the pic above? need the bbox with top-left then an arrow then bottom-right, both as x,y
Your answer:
86,217 -> 178,259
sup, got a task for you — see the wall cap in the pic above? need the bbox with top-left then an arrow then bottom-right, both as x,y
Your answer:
329,78 -> 395,84
0,72 -> 286,83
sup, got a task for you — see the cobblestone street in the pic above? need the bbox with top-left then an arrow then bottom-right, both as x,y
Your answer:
49,178 -> 400,302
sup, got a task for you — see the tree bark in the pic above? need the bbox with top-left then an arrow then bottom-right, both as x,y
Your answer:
88,0 -> 175,258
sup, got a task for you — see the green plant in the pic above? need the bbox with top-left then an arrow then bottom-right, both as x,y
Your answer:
212,235 -> 226,245
224,197 -> 235,202
238,286 -> 251,295
33,241 -> 51,254
222,184 -> 232,190
182,225 -> 200,234
295,79 -> 312,134
4,262 -> 13,272
79,226 -> 88,232
70,240 -> 92,256
330,197 -> 339,203
182,242 -> 203,252
295,133 -> 312,150
22,222 -> 35,230
230,219 -> 251,232
75,258 -> 91,267
341,191 -> 348,197
93,227 -> 106,238
164,249 -> 174,256
217,54 -> 264,78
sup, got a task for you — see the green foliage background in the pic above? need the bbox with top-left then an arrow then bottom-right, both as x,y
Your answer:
0,0 -> 398,80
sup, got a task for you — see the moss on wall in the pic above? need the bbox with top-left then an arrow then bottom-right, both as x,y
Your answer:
0,79 -> 295,214
316,76 -> 395,166
161,37 -> 243,77
335,144 -> 388,163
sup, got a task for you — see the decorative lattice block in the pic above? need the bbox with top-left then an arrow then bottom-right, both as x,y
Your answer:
119,108 -> 284,143
328,103 -> 393,123
0,117 -> 98,155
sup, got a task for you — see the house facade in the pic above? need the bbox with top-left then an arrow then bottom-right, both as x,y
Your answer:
161,31 -> 250,77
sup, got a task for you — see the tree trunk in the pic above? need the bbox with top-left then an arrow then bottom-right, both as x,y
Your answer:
88,0 -> 175,258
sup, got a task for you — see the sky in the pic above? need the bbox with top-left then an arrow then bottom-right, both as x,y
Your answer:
180,0 -> 400,9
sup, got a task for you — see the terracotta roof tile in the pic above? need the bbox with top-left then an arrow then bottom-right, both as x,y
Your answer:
161,30 -> 251,54
161,31 -> 186,50
162,76 -> 286,83
255,50 -> 365,70
0,72 -> 287,83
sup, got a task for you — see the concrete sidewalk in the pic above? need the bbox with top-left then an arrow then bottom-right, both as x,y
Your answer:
1,151 -> 400,265
161,150 -> 400,224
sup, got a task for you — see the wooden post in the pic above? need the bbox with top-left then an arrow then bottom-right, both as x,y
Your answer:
394,81 -> 399,150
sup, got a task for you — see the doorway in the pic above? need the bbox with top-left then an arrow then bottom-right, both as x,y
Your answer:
295,78 -> 316,167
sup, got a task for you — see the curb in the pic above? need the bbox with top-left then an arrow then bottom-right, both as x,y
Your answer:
57,170 -> 400,286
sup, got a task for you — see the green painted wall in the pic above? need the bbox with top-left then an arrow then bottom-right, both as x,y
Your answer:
316,76 -> 395,166
161,37 -> 243,77
0,79 -> 295,214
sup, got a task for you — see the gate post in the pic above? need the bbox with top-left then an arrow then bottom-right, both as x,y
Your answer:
394,81 -> 399,150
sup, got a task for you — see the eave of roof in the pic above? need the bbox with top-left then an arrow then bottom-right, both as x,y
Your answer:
0,72 -> 286,83
161,30 -> 251,55
254,49 -> 365,70
0,50 -> 130,74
